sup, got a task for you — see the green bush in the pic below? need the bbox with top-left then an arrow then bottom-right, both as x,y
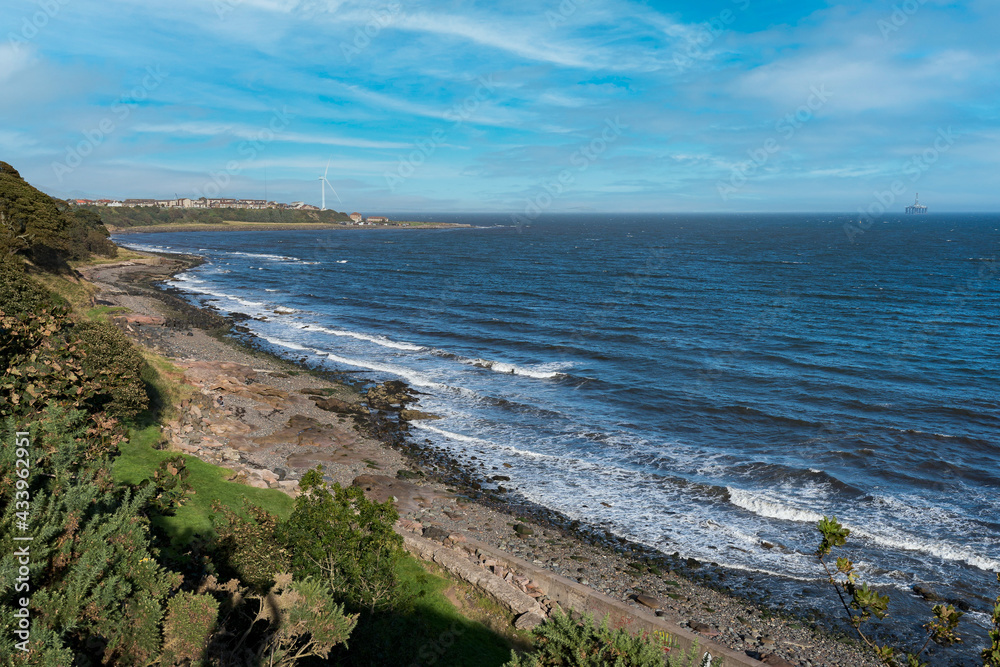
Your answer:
278,467 -> 405,613
211,502 -> 292,592
0,257 -> 59,317
74,320 -> 151,420
161,591 -> 219,666
505,609 -> 668,667
0,410 -> 182,664
61,206 -> 117,259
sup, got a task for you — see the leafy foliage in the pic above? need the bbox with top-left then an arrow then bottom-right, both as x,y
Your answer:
195,573 -> 356,666
142,455 -> 194,516
504,609 -> 667,667
161,591 -> 219,666
61,205 -> 117,259
985,573 -> 1000,667
0,162 -> 72,268
816,516 -> 965,667
278,466 -> 405,613
73,320 -> 151,421
0,410 -> 182,664
0,162 -> 115,268
211,501 -> 292,592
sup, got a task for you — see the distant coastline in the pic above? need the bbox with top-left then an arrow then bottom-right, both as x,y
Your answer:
109,220 -> 473,234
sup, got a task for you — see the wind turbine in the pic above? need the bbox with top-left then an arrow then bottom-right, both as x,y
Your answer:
318,159 -> 342,211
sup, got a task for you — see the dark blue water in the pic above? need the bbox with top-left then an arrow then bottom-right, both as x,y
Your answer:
117,213 -> 1000,650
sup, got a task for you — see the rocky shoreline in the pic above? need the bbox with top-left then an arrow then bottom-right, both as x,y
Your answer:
80,252 -> 887,667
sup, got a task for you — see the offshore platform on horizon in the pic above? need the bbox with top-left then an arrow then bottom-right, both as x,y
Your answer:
905,193 -> 928,214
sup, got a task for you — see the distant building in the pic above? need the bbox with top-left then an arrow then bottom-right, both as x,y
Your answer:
905,193 -> 928,214
350,212 -> 363,223
236,199 -> 267,209
123,199 -> 158,207
366,216 -> 389,224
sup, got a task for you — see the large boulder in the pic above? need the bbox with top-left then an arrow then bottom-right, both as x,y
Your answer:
365,380 -> 413,410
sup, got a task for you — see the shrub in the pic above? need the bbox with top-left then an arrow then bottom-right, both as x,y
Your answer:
199,573 -> 357,666
73,320 -> 151,420
161,591 -> 219,666
142,455 -> 193,516
211,502 -> 291,592
0,257 -> 58,317
278,467 -> 405,613
505,609 -> 668,667
0,411 -> 182,664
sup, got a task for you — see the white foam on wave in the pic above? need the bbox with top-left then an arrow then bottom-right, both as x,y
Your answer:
411,422 -> 555,460
727,487 -> 1000,572
257,335 -> 444,390
298,323 -> 424,351
172,282 -> 267,310
223,250 -> 302,262
273,306 -> 298,314
464,357 -> 569,379
727,487 -> 827,524
115,242 -> 190,255
173,273 -> 204,284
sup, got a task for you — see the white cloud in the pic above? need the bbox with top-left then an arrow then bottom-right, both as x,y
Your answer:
132,121 -> 411,149
0,44 -> 33,84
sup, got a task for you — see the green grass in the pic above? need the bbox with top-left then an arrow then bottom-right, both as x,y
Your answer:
113,425 -> 293,545
82,304 -> 129,322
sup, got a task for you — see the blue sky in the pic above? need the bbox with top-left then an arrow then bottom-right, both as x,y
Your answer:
1,0 -> 997,212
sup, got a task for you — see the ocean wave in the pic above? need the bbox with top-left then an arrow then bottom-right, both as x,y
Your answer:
727,487 -> 1000,572
293,323 -> 425,351
463,357 -> 570,379
727,488 -> 827,524
172,283 -> 267,309
259,335 -> 447,390
222,250 -> 302,262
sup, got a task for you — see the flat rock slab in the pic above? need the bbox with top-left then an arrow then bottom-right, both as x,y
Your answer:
352,474 -> 452,514
254,414 -> 359,449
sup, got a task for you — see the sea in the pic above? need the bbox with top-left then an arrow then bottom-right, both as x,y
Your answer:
115,213 -> 999,660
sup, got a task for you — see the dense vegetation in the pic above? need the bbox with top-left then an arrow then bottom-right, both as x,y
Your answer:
4,161 -> 996,665
0,162 -> 116,269
0,162 -> 512,665
88,205 -> 351,228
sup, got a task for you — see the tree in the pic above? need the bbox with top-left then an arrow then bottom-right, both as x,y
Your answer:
816,516 -> 963,667
278,466 -> 405,613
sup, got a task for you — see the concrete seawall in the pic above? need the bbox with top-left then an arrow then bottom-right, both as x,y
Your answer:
402,532 -> 766,667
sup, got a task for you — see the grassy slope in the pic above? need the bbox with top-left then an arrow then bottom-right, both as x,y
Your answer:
52,253 -> 519,666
